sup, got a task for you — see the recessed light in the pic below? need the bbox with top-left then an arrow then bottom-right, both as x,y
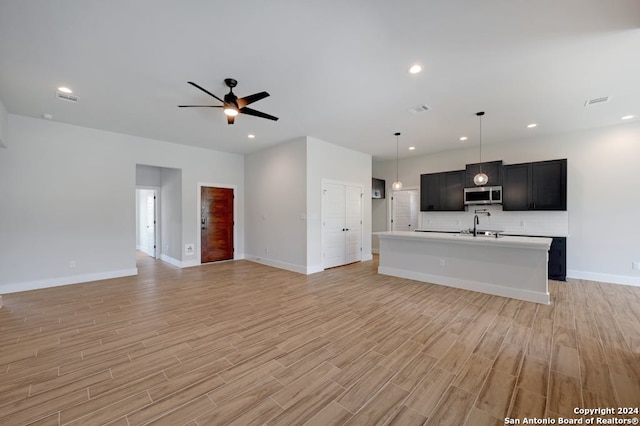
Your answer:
459,136 -> 468,141
57,86 -> 73,94
42,113 -> 53,120
621,115 -> 634,120
409,64 -> 422,74
247,134 -> 255,139
408,146 -> 415,151
527,123 -> 538,128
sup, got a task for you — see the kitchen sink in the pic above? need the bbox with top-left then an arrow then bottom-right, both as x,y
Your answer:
457,230 -> 503,238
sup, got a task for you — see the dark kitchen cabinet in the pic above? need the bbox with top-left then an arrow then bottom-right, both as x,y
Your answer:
548,237 -> 567,281
503,163 -> 533,211
420,170 -> 465,211
372,178 -> 385,199
503,159 -> 567,211
465,160 -> 503,187
420,173 -> 440,211
532,160 -> 567,210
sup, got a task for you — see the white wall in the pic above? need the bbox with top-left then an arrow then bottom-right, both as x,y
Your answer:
307,137 -> 372,271
244,136 -> 372,274
136,164 -> 162,187
0,96 -> 7,148
373,122 -> 640,286
160,168 -> 182,262
0,114 -> 244,293
245,138 -> 308,273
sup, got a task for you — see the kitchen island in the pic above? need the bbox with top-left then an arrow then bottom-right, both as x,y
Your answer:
377,231 -> 552,304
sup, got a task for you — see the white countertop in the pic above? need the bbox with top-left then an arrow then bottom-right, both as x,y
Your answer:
376,231 -> 552,250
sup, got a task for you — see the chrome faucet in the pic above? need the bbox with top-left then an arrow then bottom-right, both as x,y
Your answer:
473,209 -> 491,236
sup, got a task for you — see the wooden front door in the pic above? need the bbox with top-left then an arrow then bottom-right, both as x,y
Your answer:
201,187 -> 234,263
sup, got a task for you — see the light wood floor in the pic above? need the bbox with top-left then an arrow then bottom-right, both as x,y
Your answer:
1,254 -> 639,425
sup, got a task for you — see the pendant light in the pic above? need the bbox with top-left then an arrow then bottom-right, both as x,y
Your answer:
392,132 -> 403,190
473,111 -> 488,186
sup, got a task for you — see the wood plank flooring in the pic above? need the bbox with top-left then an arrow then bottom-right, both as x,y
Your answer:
1,253 -> 639,425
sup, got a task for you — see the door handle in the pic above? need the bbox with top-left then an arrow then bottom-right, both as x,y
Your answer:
201,218 -> 206,230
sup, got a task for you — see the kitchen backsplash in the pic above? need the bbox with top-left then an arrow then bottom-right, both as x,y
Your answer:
420,205 -> 569,237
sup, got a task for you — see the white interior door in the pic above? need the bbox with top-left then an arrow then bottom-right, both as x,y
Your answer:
345,185 -> 362,264
322,183 -> 346,268
145,192 -> 156,257
391,189 -> 419,231
322,182 -> 362,268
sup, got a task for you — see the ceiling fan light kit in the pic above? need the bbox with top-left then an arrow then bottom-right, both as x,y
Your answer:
179,78 -> 278,125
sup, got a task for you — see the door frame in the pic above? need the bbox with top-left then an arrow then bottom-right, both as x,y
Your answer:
321,179 -> 363,270
197,182 -> 239,265
388,185 -> 420,231
136,185 -> 161,259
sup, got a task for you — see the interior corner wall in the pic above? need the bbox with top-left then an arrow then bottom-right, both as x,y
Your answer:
245,138 -> 308,273
0,114 -> 244,293
0,96 -> 7,148
372,122 -> 640,286
306,137 -> 373,272
160,168 -> 182,262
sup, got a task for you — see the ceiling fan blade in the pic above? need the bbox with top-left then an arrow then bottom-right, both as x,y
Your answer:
227,115 -> 236,125
239,107 -> 279,121
177,105 -> 223,108
187,81 -> 225,104
236,91 -> 270,109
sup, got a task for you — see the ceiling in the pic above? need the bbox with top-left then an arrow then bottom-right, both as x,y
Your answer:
1,1 -> 639,161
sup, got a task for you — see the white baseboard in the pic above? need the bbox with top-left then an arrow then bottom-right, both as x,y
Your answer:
181,259 -> 201,268
160,254 -> 182,268
362,253 -> 373,261
371,248 -> 380,254
245,256 -> 308,275
0,268 -> 139,294
567,270 -> 640,287
306,264 -> 324,275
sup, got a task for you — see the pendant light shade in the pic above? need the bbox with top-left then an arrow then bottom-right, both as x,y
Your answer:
473,111 -> 488,186
392,132 -> 403,190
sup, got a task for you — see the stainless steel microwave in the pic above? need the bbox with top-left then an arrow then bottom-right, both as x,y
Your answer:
464,186 -> 502,205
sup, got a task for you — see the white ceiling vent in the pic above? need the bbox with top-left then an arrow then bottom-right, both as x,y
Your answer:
584,96 -> 609,107
408,104 -> 431,114
56,91 -> 78,103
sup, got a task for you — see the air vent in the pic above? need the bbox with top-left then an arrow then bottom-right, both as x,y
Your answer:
408,104 -> 431,114
584,96 -> 609,107
56,92 -> 78,103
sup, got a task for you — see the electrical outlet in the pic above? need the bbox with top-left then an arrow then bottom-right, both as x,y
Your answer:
265,247 -> 269,254
185,244 -> 194,256
69,260 -> 76,269
633,261 -> 640,270
439,259 -> 445,267
520,220 -> 526,227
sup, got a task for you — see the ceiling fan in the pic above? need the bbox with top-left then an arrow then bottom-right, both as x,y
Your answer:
179,78 -> 278,125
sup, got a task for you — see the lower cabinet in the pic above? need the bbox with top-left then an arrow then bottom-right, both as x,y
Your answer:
548,237 -> 566,281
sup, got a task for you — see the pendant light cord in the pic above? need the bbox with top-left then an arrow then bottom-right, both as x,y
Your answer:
477,112 -> 484,174
396,133 -> 399,182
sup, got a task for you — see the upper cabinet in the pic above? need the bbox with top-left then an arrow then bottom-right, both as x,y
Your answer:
372,178 -> 385,199
503,159 -> 567,211
420,170 -> 465,211
465,160 -> 503,187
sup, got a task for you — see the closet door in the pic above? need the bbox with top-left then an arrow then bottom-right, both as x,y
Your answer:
322,182 -> 362,269
344,185 -> 363,264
